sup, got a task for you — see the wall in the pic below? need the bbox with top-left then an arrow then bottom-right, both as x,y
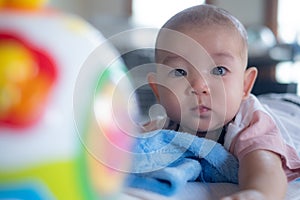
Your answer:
47,0 -> 266,49
49,0 -> 88,18
49,0 -> 130,18
211,0 -> 265,27
48,0 -> 266,34
48,0 -> 131,38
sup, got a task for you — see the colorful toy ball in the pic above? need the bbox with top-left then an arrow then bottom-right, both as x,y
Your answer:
0,1 -> 138,199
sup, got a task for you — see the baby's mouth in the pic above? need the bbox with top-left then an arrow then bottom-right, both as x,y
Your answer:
191,105 -> 211,114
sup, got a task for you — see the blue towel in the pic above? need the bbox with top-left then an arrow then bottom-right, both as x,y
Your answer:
126,130 -> 239,196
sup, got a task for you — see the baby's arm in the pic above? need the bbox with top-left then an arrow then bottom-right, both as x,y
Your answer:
221,150 -> 287,200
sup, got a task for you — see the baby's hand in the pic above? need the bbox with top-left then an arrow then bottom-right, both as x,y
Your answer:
221,189 -> 266,200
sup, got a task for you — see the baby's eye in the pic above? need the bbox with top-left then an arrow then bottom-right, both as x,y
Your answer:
211,66 -> 228,76
170,68 -> 187,77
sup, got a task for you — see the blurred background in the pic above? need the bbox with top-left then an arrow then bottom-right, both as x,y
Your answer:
1,1 -> 300,199
49,0 -> 300,119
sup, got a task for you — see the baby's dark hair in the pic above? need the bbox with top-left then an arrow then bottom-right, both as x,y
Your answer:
155,4 -> 248,61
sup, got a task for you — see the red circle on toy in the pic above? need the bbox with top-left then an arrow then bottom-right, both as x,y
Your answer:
0,32 -> 58,128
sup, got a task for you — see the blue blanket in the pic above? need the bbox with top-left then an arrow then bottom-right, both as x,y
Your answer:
126,130 -> 239,196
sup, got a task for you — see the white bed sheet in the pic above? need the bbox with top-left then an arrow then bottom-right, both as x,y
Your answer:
121,94 -> 300,200
122,181 -> 300,200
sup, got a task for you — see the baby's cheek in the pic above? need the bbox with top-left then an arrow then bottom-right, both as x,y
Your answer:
159,89 -> 182,120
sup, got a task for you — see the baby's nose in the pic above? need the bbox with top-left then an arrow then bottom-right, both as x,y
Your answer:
189,75 -> 210,95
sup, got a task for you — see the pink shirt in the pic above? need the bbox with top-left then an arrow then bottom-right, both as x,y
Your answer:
224,94 -> 300,181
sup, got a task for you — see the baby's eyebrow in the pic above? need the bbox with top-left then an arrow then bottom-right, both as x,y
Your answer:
212,52 -> 234,60
162,55 -> 185,64
163,55 -> 178,62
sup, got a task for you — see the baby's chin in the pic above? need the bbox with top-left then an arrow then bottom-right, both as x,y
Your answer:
180,124 -> 225,140
184,123 -> 223,133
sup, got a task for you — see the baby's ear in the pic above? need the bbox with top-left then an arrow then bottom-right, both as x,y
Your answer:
243,67 -> 258,99
147,72 -> 160,101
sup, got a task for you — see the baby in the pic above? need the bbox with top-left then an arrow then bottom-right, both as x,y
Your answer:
144,4 -> 300,200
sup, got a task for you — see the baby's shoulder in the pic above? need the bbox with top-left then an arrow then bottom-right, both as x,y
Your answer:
141,117 -> 182,133
141,117 -> 169,132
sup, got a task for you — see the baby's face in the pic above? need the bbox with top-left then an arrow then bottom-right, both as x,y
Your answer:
151,25 -> 249,133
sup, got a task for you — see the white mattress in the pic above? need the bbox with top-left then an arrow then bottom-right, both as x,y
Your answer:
120,94 -> 300,200
122,181 -> 300,200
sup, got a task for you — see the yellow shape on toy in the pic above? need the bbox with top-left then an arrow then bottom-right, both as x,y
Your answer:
0,40 -> 37,118
0,160 -> 88,200
0,0 -> 48,10
0,0 -> 4,7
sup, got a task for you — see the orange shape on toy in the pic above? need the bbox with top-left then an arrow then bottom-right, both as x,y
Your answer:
0,33 -> 57,128
0,0 -> 48,10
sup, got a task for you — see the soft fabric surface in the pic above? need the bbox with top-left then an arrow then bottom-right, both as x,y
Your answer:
123,181 -> 300,200
126,130 -> 239,196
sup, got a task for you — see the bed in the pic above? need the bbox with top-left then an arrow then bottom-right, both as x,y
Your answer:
122,181 -> 300,200
120,93 -> 300,200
